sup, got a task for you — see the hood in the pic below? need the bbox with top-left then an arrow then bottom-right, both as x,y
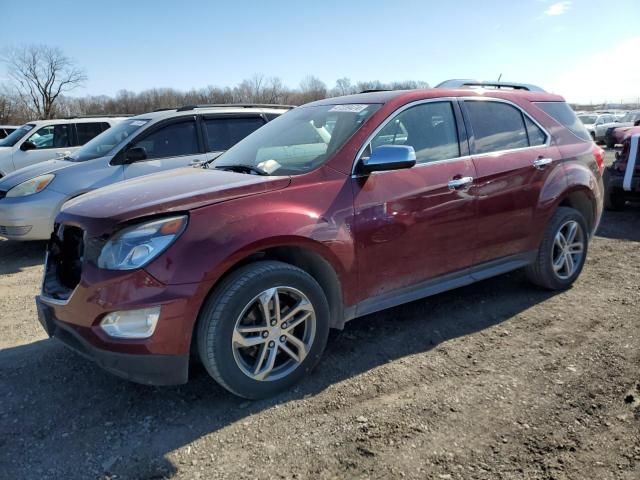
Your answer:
0,158 -> 75,190
59,167 -> 291,231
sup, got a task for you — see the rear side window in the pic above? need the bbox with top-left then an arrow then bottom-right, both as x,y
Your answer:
75,122 -> 109,146
465,101 -> 529,154
204,117 -> 265,151
524,116 -> 547,146
535,102 -> 591,142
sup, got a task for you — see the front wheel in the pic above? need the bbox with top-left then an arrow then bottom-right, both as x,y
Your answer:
197,261 -> 330,399
526,207 -> 589,290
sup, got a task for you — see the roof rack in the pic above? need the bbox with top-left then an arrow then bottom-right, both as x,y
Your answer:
359,89 -> 391,93
435,79 -> 546,93
175,103 -> 295,112
62,114 -> 135,119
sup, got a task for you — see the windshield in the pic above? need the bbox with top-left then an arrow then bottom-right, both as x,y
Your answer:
0,124 -> 36,147
68,119 -> 150,162
213,104 -> 381,175
578,115 -> 597,125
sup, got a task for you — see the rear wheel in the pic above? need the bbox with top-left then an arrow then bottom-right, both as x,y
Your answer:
526,207 -> 588,290
197,261 -> 329,399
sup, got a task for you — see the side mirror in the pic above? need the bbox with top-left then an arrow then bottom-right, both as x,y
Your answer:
124,146 -> 147,163
359,145 -> 416,174
20,141 -> 37,152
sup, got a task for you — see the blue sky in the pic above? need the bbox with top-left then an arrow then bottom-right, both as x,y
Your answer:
1,0 -> 638,103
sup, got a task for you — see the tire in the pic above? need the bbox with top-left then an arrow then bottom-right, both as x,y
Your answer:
197,260 -> 330,399
590,131 -> 596,141
603,170 -> 626,211
525,207 -> 589,290
606,138 -> 615,149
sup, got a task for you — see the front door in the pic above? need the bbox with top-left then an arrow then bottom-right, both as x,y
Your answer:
123,117 -> 205,179
15,124 -> 75,170
352,100 -> 477,302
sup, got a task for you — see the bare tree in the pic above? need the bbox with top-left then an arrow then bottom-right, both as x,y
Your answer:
298,75 -> 327,103
3,45 -> 87,119
332,77 -> 355,97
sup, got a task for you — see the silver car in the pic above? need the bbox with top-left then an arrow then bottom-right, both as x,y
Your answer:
0,104 -> 290,240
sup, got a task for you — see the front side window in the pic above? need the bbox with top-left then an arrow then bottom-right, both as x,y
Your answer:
131,119 -> 199,159
0,124 -> 35,147
204,117 -> 265,151
25,124 -> 71,149
465,101 -> 529,154
75,122 -> 110,146
368,101 -> 460,164
214,104 -> 381,175
69,119 -> 150,162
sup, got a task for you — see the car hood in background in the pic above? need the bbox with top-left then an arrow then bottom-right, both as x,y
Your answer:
0,158 -> 75,189
58,167 -> 291,232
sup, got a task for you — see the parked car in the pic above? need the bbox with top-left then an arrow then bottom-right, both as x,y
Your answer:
594,115 -> 623,143
604,111 -> 640,148
0,117 -> 126,178
578,112 -> 617,141
36,81 -> 604,398
603,131 -> 640,210
0,104 -> 290,241
0,125 -> 18,139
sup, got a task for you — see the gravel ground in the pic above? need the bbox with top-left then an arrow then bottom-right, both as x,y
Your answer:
0,152 -> 638,480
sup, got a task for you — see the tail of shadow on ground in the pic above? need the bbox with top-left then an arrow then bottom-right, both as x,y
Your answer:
0,269 -> 558,479
596,206 -> 640,242
0,239 -> 47,274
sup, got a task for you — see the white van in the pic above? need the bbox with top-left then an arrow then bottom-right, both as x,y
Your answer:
0,117 -> 127,177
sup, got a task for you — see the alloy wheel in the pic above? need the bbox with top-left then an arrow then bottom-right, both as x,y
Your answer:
551,220 -> 584,280
232,286 -> 316,382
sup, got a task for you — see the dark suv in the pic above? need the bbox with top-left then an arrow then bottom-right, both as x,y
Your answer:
36,81 -> 604,398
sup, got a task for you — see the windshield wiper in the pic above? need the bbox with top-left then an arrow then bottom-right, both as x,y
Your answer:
214,164 -> 269,176
203,151 -> 226,168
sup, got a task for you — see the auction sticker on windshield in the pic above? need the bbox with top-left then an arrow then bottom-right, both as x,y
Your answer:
329,104 -> 369,113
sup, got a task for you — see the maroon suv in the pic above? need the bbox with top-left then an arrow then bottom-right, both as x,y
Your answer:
36,81 -> 604,398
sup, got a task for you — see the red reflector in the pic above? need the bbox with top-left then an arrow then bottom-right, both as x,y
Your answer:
593,145 -> 605,175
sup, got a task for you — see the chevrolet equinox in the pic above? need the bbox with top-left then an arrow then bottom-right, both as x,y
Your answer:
36,80 -> 605,399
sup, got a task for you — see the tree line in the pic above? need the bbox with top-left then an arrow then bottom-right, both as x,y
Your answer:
0,44 -> 429,125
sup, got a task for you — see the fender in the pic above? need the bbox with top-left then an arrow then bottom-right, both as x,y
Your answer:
145,174 -> 358,305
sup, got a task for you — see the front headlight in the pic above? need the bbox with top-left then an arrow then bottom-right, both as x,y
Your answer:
97,215 -> 188,270
6,174 -> 55,197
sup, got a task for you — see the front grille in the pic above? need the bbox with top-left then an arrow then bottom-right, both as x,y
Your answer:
42,224 -> 85,300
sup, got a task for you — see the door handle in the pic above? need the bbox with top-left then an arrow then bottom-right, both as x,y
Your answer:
447,176 -> 474,190
533,157 -> 553,170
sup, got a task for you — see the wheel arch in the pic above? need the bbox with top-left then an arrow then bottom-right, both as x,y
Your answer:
199,239 -> 348,332
557,186 -> 597,234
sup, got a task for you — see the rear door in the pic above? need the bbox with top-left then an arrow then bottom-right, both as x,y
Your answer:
123,116 -> 204,179
461,98 -> 561,264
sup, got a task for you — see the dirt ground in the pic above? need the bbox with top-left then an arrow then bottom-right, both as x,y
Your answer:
0,152 -> 639,480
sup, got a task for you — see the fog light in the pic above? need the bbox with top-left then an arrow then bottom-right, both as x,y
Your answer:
100,307 -> 161,339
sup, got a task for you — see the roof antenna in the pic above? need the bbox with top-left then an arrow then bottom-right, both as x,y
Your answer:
497,73 -> 503,81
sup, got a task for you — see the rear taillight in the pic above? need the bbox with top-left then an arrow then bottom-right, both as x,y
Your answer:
593,145 -> 605,175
